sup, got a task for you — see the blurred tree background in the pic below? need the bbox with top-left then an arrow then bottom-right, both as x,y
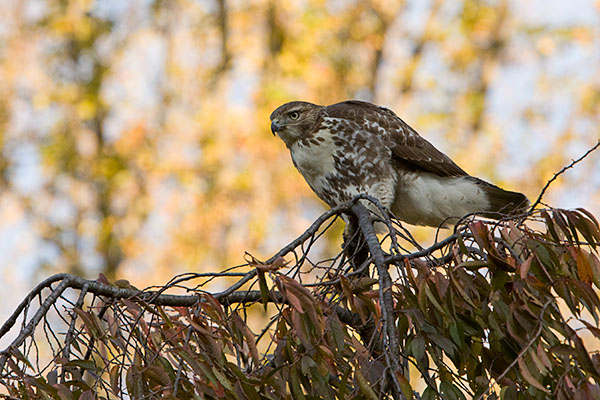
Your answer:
0,0 -> 598,311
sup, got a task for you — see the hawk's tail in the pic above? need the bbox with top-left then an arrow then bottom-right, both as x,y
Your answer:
471,178 -> 530,218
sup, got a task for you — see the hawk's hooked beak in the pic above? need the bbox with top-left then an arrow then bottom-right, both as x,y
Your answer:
270,120 -> 282,136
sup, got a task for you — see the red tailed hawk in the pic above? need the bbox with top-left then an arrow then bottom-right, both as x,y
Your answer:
270,100 -> 529,227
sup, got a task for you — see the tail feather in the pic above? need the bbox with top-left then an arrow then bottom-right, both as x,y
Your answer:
471,178 -> 530,217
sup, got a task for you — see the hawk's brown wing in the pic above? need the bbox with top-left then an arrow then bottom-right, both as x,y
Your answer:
324,100 -> 468,177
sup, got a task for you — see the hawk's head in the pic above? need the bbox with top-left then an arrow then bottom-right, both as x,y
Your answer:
270,101 -> 323,147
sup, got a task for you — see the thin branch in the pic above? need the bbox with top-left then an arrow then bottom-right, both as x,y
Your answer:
530,140 -> 600,211
0,273 -> 71,339
0,280 -> 70,370
61,282 -> 89,382
213,203 -> 349,299
173,326 -> 193,397
385,234 -> 457,264
213,196 -> 381,300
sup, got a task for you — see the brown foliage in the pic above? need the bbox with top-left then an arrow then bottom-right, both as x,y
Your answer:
2,198 -> 600,399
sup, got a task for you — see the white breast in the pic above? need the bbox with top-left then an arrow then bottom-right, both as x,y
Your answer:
290,131 -> 337,188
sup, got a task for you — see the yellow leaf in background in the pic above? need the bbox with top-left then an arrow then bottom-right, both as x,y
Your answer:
537,36 -> 556,56
76,98 -> 97,120
52,16 -> 74,35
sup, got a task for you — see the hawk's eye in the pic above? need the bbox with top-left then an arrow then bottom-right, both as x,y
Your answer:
289,111 -> 300,120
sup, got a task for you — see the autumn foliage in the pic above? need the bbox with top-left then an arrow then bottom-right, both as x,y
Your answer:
2,203 -> 600,399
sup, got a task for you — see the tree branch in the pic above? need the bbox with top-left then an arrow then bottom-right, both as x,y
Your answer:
351,202 -> 404,400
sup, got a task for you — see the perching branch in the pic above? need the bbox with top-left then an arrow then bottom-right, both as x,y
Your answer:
352,202 -> 405,399
2,181 -> 600,399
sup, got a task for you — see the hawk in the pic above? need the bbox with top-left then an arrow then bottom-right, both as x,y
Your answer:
270,100 -> 529,227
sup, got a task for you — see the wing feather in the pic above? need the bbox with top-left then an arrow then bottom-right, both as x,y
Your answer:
324,100 -> 467,177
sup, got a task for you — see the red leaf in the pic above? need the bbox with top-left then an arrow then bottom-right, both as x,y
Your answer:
80,390 -> 94,400
518,356 -> 549,393
519,256 -> 533,279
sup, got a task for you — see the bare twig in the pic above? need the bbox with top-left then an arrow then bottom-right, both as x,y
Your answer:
0,274 -> 70,339
385,234 -> 457,264
213,202 -> 352,299
61,282 -> 89,382
0,280 -> 70,370
530,140 -> 600,211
